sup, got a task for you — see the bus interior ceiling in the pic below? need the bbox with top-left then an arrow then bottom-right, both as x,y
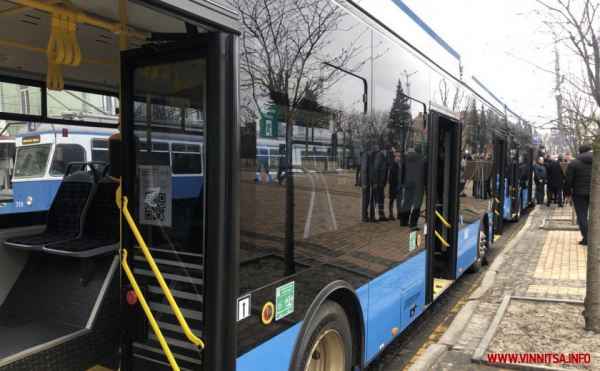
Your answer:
0,1 -> 203,370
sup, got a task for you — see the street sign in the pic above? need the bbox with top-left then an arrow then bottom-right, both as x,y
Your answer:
259,105 -> 278,139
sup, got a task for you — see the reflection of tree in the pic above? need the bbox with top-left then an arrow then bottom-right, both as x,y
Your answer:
387,79 -> 412,150
239,0 -> 368,276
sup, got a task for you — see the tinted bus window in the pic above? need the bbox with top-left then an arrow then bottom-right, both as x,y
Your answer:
140,142 -> 170,166
91,139 -> 109,165
14,145 -> 51,178
50,144 -> 86,175
172,143 -> 202,174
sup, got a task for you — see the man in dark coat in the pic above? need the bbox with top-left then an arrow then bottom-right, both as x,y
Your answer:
534,156 -> 547,205
565,144 -> 593,245
547,156 -> 565,207
371,142 -> 391,221
399,146 -> 427,229
388,151 -> 401,220
355,146 -> 363,186
361,144 -> 376,222
518,155 -> 529,189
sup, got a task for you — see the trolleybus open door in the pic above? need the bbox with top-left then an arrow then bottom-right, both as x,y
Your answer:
492,135 -> 507,236
425,106 -> 461,304
118,34 -> 239,371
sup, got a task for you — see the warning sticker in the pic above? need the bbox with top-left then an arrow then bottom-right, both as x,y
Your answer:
139,165 -> 172,227
275,282 -> 294,321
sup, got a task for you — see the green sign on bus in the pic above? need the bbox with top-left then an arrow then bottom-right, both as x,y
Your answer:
259,105 -> 278,139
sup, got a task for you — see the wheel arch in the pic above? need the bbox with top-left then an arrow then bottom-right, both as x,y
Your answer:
288,280 -> 365,370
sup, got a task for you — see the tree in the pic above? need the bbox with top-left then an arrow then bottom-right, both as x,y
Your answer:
538,0 -> 600,331
387,79 -> 412,151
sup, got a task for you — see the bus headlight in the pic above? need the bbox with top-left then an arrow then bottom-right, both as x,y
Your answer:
26,196 -> 33,206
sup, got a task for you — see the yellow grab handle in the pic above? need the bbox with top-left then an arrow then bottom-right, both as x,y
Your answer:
121,196 -> 205,350
435,230 -> 450,247
435,210 -> 451,228
121,249 -> 181,371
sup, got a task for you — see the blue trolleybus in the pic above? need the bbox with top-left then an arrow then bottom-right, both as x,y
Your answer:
0,0 -> 534,370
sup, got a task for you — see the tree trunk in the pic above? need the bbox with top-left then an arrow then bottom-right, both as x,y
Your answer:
584,137 -> 600,331
284,117 -> 296,276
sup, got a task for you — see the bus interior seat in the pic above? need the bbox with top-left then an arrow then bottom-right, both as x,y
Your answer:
3,165 -> 99,251
43,167 -> 119,259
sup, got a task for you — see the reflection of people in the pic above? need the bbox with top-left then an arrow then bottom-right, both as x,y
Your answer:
276,154 -> 285,185
484,153 -> 493,200
371,143 -> 391,221
361,143 -> 376,222
355,146 -> 363,186
399,146 -> 426,230
565,144 -> 593,245
254,148 -> 269,181
388,151 -> 401,220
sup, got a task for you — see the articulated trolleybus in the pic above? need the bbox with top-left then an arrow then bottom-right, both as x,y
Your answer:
0,0 -> 533,370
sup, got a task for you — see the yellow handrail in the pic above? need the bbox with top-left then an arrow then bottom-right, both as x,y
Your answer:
120,249 -> 181,371
435,210 -> 451,228
435,230 -> 450,247
121,196 -> 205,350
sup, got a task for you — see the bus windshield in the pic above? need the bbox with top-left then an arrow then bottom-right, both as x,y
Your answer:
14,145 -> 51,178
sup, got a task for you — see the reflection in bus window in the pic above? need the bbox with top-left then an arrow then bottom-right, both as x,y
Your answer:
14,145 -> 51,178
50,144 -> 86,176
172,144 -> 202,174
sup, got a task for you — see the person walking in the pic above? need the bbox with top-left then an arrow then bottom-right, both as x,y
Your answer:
399,146 -> 427,230
276,153 -> 286,185
547,155 -> 565,207
361,144 -> 376,222
388,151 -> 401,220
355,146 -> 363,186
544,155 -> 554,203
254,148 -> 269,181
534,156 -> 547,205
371,143 -> 391,221
565,144 -> 593,245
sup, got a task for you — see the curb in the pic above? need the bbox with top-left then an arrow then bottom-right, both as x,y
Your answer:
407,208 -> 541,371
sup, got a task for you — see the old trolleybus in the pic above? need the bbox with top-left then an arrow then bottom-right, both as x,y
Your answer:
0,0 -> 533,370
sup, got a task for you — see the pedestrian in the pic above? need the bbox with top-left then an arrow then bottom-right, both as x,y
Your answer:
399,146 -> 426,230
544,155 -> 554,203
565,144 -> 593,245
361,143 -> 376,222
518,155 -> 529,189
355,146 -> 363,186
254,148 -> 269,181
276,153 -> 286,185
388,151 -> 401,220
534,156 -> 547,205
547,155 -> 565,207
371,142 -> 392,221
564,154 -> 571,163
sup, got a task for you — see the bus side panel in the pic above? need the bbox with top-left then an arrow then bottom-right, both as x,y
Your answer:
12,180 -> 61,212
522,189 -> 528,209
456,220 -> 480,278
172,176 -> 203,199
237,323 -> 302,371
365,251 -> 426,363
503,193 -> 511,220
400,277 -> 425,331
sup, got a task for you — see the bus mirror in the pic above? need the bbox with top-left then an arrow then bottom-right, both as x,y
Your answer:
108,134 -> 121,181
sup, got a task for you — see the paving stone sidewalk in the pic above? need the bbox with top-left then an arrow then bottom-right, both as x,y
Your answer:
422,203 -> 587,371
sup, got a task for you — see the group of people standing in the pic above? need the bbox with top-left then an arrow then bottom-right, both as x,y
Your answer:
358,142 -> 426,230
533,145 -> 593,245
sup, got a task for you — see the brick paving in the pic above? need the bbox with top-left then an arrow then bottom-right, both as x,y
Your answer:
429,202 -> 588,370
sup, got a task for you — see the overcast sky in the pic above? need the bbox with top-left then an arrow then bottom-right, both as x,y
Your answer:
395,0 -> 569,129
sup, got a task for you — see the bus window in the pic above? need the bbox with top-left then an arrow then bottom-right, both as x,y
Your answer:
50,144 -> 86,176
140,142 -> 170,166
14,145 -> 51,178
172,143 -> 202,174
91,139 -> 109,166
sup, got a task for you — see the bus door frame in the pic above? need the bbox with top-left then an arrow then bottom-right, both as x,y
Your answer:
492,133 -> 507,235
528,146 -> 535,206
120,34 -> 239,371
425,105 -> 461,304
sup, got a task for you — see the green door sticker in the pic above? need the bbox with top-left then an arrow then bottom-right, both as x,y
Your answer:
276,281 -> 295,320
409,232 -> 416,251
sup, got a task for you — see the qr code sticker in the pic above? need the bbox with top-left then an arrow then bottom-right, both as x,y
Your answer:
144,192 -> 167,221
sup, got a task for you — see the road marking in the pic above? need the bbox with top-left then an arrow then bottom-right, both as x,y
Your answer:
319,172 -> 337,231
303,172 -> 316,239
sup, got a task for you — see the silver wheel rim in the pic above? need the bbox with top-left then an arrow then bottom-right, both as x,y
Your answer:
305,329 -> 345,371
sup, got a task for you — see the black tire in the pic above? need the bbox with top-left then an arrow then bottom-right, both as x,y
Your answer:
468,224 -> 487,273
294,300 -> 353,371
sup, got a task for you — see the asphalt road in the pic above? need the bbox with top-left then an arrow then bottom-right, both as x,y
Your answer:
365,206 -> 532,371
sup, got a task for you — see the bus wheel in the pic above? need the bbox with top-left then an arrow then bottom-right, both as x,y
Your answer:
469,229 -> 487,273
297,300 -> 352,371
